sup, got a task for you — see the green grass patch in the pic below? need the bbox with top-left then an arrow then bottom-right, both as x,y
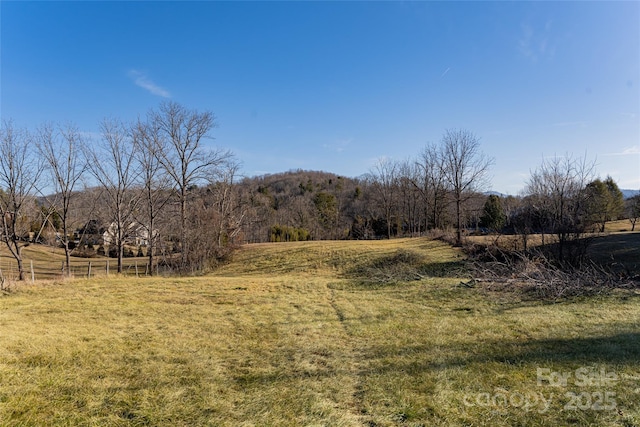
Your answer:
0,238 -> 638,426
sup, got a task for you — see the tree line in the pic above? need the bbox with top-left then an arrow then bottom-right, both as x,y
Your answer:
1,103 -> 638,280
238,142 -> 635,266
1,102 -> 239,280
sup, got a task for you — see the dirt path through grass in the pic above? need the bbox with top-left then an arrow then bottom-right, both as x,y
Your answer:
327,285 -> 370,421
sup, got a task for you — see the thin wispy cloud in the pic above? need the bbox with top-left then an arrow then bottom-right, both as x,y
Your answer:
78,131 -> 101,141
552,121 -> 588,127
605,146 -> 640,156
128,70 -> 171,98
440,67 -> 450,78
542,153 -> 569,160
323,138 -> 352,153
364,155 -> 393,170
518,20 -> 555,62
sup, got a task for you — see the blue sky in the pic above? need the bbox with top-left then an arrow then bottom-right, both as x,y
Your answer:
1,1 -> 638,194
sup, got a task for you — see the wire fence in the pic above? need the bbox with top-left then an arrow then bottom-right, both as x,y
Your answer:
0,256 -> 174,283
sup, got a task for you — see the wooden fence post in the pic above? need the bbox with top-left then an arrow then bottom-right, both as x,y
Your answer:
30,260 -> 34,283
87,262 -> 92,278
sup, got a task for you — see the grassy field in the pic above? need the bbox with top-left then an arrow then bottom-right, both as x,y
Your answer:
0,238 -> 639,426
605,219 -> 638,233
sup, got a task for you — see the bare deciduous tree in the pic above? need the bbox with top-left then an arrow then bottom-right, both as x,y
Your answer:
210,159 -> 245,250
439,129 -> 493,245
36,122 -> 87,276
414,143 -> 448,231
626,195 -> 640,232
397,159 -> 422,236
0,120 -> 44,280
525,154 -> 596,262
85,118 -> 141,273
367,158 -> 399,239
151,101 -> 233,270
131,118 -> 173,275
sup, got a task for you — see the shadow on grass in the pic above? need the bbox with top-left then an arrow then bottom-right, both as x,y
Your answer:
588,232 -> 640,274
342,249 -> 466,287
520,232 -> 640,274
363,331 -> 640,376
231,327 -> 640,387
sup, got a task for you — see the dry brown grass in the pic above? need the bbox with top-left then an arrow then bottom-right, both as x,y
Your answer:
605,219 -> 637,233
0,238 -> 638,426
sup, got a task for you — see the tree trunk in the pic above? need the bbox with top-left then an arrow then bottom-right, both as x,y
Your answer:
13,241 -> 25,281
181,188 -> 188,269
64,243 -> 71,277
148,244 -> 154,276
455,197 -> 462,246
117,225 -> 123,273
63,224 -> 71,277
117,242 -> 123,273
147,219 -> 155,276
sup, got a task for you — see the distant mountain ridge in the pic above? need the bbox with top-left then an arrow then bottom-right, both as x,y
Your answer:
622,189 -> 640,199
483,191 -> 508,198
483,189 -> 639,199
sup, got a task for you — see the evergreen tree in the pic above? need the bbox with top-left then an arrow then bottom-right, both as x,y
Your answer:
585,176 -> 624,232
604,176 -> 625,220
480,195 -> 506,231
313,192 -> 338,228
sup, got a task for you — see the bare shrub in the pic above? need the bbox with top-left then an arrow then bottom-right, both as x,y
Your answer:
0,270 -> 16,293
428,228 -> 458,246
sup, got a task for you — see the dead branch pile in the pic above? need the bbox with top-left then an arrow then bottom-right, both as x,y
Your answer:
468,245 -> 640,300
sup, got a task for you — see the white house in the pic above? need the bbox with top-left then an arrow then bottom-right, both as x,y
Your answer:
102,222 -> 153,247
